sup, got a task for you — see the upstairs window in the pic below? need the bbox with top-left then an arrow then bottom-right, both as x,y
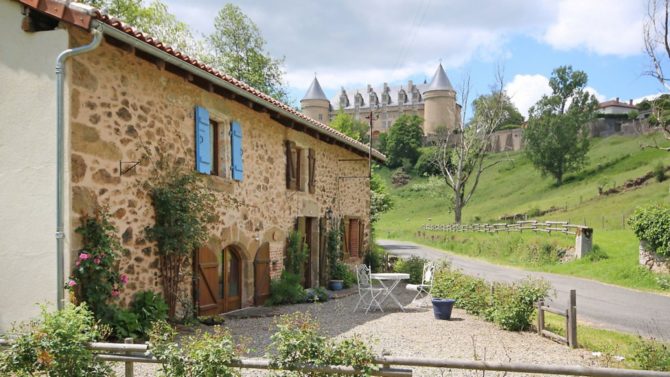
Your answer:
195,106 -> 243,181
286,141 -> 315,193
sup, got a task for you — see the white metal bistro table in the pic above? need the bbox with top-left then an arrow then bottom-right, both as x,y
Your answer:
370,272 -> 410,311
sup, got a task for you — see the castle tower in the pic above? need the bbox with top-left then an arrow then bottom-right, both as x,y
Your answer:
300,77 -> 330,125
423,63 -> 458,135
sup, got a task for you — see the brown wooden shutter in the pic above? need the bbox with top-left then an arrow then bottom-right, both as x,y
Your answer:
359,220 -> 365,255
343,216 -> 350,257
349,218 -> 360,258
285,141 -> 297,190
308,148 -> 315,194
295,148 -> 302,191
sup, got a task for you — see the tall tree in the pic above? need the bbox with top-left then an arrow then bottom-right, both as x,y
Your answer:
207,4 -> 289,103
473,91 -> 524,128
644,0 -> 670,149
81,0 -> 204,58
430,72 -> 510,223
329,111 -> 369,142
524,66 -> 598,185
386,114 -> 424,168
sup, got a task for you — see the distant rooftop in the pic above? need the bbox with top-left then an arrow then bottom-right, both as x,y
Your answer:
301,77 -> 328,101
425,63 -> 455,92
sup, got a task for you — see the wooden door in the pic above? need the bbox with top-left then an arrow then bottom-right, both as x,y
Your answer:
303,218 -> 313,288
349,218 -> 361,258
196,246 -> 219,316
222,247 -> 241,311
254,243 -> 271,305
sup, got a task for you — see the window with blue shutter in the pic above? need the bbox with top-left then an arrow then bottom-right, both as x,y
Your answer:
194,106 -> 212,174
230,121 -> 243,181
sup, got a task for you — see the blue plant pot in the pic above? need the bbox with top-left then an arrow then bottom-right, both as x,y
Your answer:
432,298 -> 456,320
328,280 -> 344,291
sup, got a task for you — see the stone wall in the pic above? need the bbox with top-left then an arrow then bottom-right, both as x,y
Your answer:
639,242 -> 670,274
66,27 -> 370,310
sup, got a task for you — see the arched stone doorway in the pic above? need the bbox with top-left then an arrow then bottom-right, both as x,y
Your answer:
196,245 -> 242,315
254,243 -> 271,305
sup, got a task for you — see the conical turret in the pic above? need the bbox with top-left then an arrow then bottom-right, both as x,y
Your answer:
423,63 -> 459,135
300,77 -> 330,124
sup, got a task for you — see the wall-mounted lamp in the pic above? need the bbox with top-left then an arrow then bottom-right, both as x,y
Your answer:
325,207 -> 333,220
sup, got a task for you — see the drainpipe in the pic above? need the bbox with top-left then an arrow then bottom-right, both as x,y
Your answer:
55,27 -> 103,310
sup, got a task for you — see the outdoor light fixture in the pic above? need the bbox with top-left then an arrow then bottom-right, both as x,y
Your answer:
325,207 -> 333,220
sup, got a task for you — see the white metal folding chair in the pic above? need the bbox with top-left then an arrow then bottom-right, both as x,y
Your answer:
352,264 -> 385,314
405,262 -> 435,307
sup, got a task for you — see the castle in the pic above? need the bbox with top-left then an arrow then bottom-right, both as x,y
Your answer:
300,64 -> 461,138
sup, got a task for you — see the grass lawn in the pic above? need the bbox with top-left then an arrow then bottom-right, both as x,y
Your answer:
377,133 -> 670,292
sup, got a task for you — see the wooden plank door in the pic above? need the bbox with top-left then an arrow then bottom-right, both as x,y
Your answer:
196,246 -> 219,316
254,243 -> 271,305
349,218 -> 360,258
223,247 -> 241,312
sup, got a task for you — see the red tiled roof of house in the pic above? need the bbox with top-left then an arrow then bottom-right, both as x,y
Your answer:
17,0 -> 385,162
598,100 -> 636,109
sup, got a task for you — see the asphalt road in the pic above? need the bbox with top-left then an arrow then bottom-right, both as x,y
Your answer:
379,239 -> 670,340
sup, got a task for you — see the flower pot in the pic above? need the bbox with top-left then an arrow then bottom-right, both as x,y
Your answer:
432,298 -> 456,320
328,280 -> 344,291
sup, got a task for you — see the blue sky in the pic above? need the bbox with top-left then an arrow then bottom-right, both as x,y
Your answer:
164,0 -> 666,117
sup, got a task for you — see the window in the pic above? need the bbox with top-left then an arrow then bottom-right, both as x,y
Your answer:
344,217 -> 364,258
318,114 -> 323,121
195,105 -> 243,181
286,141 -> 315,193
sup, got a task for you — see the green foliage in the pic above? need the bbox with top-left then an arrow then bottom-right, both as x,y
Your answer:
145,159 -> 214,319
628,110 -> 640,121
393,256 -> 428,284
633,337 -> 670,371
432,264 -> 550,331
584,244 -> 609,262
0,304 -> 111,377
375,133 -> 388,155
286,230 -> 309,276
330,262 -> 356,288
330,111 -> 370,142
654,162 -> 667,182
306,287 -> 330,303
473,91 -> 524,129
104,306 -> 142,340
268,271 -> 307,306
524,65 -> 598,185
149,321 -> 240,377
269,312 -> 377,376
68,208 -> 127,318
326,226 -> 344,281
628,203 -> 670,257
130,290 -> 169,335
391,168 -> 411,187
363,245 -> 387,273
370,172 -> 393,224
206,4 -> 288,102
386,114 -> 424,168
414,147 -> 441,176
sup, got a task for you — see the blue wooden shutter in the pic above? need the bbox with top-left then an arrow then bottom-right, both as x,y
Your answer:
194,106 -> 211,174
230,121 -> 243,181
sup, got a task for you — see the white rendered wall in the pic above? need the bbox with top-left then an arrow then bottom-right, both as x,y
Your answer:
0,1 -> 69,331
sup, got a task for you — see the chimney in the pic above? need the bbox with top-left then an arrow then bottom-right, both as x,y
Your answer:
629,99 -> 633,106
616,97 -> 620,103
408,80 -> 413,90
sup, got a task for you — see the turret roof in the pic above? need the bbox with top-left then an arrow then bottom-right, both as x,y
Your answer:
424,63 -> 454,93
302,77 -> 328,101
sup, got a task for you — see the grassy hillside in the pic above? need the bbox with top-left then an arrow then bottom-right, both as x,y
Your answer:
377,132 -> 670,291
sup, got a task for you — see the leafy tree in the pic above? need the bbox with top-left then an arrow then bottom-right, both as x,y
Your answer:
206,4 -> 289,102
386,114 -> 424,168
329,111 -> 369,142
473,91 -> 524,128
414,147 -> 441,176
370,171 -> 392,223
81,0 -> 204,57
523,66 -> 598,185
430,72 -> 510,223
375,132 -> 389,155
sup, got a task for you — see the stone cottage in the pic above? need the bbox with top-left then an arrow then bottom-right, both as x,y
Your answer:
0,0 -> 383,329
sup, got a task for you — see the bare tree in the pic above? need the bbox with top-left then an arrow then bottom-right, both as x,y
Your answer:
430,70 -> 510,223
643,0 -> 670,148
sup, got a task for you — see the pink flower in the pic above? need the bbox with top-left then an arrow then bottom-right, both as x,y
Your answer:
93,258 -> 101,265
119,274 -> 129,284
79,253 -> 90,260
75,260 -> 81,267
111,289 -> 120,297
67,280 -> 77,287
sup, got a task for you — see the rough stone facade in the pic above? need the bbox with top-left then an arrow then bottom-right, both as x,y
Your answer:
639,242 -> 670,274
66,27 -> 370,311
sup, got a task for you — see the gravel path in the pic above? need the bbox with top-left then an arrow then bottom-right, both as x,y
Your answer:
112,285 -> 599,377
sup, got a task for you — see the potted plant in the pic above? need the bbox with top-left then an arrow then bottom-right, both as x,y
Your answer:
429,266 -> 456,320
328,262 -> 345,291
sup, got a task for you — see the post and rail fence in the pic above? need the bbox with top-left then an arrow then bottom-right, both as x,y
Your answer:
537,289 -> 578,348
419,220 -> 594,257
3,337 -> 670,377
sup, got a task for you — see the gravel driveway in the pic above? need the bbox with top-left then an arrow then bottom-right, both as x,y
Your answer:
112,285 -> 599,377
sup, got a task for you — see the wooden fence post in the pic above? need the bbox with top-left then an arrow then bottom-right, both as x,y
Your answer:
124,337 -> 134,377
568,290 -> 578,348
537,300 -> 544,335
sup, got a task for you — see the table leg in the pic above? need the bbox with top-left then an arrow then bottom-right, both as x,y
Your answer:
375,279 -> 405,312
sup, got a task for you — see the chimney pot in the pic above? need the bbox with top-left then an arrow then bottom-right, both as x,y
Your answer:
629,99 -> 633,105
616,97 -> 620,102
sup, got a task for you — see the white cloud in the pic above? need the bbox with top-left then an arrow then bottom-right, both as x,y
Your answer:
585,86 -> 606,102
504,74 -> 552,118
542,0 -> 646,56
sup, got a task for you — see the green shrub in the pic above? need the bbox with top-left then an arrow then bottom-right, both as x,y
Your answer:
432,266 -> 489,316
391,168 -> 411,187
286,230 -> 309,276
130,290 -> 169,336
628,203 -> 670,257
331,261 -> 356,288
269,312 -> 377,376
654,162 -> 667,183
584,244 -> 609,262
488,278 -> 550,331
414,147 -> 440,176
0,304 -> 111,377
364,245 -> 387,273
394,256 -> 428,284
522,240 -> 561,265
149,321 -> 240,376
633,337 -> 670,371
267,271 -> 306,306
306,287 -> 330,303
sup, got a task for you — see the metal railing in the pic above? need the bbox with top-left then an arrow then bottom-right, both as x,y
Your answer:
3,339 -> 670,376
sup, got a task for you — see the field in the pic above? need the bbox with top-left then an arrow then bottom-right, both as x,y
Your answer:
377,132 -> 670,291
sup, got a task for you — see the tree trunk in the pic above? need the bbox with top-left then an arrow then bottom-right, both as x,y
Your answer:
454,194 -> 463,224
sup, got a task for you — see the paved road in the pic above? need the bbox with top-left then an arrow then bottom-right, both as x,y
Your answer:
379,239 -> 670,340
